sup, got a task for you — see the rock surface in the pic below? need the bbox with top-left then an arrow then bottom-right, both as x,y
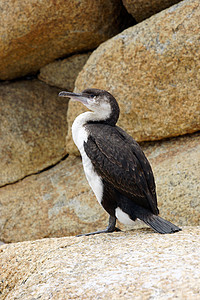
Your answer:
1,227 -> 200,299
0,0 -> 131,80
143,132 -> 200,227
38,53 -> 91,91
0,80 -> 68,186
0,156 -> 108,243
0,133 -> 199,243
122,0 -> 181,22
72,0 -> 200,151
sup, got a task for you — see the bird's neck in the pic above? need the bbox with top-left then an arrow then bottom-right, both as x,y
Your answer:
76,110 -> 114,125
72,111 -> 111,151
74,103 -> 120,127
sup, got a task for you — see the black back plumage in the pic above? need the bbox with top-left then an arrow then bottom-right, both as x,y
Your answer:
84,123 -> 159,215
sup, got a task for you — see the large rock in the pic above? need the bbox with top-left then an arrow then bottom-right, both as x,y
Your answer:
122,0 -> 182,22
0,0 -> 132,80
38,52 -> 91,91
0,80 -> 68,186
72,0 -> 200,149
0,133 -> 199,243
143,132 -> 200,226
1,227 -> 200,299
0,156 -> 107,243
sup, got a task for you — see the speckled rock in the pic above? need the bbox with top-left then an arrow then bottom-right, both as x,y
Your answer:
0,80 -> 68,187
143,132 -> 200,227
0,227 -> 199,299
38,52 -> 91,91
0,0 -> 131,80
71,0 -> 200,152
122,0 -> 181,22
0,133 -> 199,243
0,156 -> 108,243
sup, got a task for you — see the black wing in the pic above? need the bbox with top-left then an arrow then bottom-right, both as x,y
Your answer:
84,123 -> 158,215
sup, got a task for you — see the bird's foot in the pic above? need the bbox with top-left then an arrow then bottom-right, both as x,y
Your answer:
76,215 -> 121,237
76,227 -> 121,237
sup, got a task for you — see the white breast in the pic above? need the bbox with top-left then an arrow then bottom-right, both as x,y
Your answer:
72,112 -> 103,205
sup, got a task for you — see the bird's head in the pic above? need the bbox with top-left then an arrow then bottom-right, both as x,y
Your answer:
59,88 -> 119,125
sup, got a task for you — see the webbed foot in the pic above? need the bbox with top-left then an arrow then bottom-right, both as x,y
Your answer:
76,216 -> 121,237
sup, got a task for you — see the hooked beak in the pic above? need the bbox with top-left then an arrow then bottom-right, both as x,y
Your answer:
58,91 -> 88,105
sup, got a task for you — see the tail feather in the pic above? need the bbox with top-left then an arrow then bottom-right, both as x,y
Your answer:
143,215 -> 182,234
117,194 -> 181,234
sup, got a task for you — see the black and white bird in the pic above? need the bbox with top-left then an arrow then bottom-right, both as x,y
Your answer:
59,88 -> 181,235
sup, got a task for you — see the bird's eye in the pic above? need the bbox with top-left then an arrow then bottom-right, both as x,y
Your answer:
90,94 -> 95,98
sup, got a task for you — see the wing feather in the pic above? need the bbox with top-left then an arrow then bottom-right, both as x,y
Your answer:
84,123 -> 158,214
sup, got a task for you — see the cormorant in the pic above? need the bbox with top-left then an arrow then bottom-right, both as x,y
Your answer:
59,88 -> 181,235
